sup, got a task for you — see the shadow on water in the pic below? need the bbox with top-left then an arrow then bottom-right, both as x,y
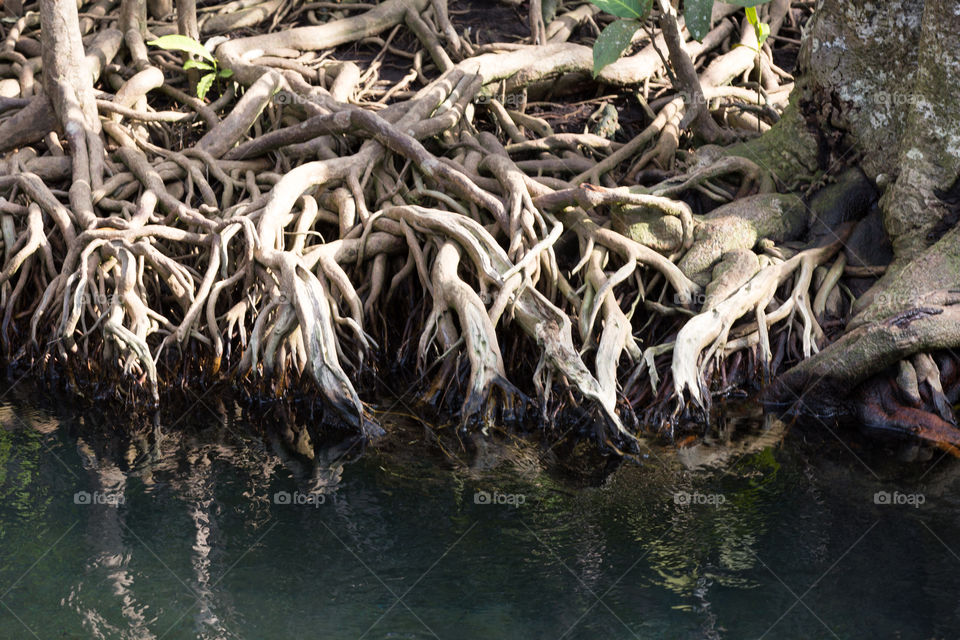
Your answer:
1,382 -> 960,639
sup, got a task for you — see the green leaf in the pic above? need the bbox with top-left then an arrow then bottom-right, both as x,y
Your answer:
196,73 -> 216,100
684,0 -> 714,41
744,6 -> 770,45
218,68 -> 234,78
587,0 -> 651,20
183,59 -> 215,72
147,35 -> 215,63
756,20 -> 770,44
724,0 -> 773,6
593,19 -> 639,77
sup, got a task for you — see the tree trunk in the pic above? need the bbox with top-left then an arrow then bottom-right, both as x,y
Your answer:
40,0 -> 104,230
768,0 -> 960,446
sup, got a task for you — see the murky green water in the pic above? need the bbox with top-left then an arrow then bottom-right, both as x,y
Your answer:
1,387 -> 959,639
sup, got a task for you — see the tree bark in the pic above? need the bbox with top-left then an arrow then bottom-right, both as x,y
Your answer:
769,0 -> 960,437
40,0 -> 104,229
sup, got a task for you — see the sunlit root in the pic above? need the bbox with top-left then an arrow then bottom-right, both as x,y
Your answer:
386,204 -> 630,440
423,241 -> 521,424
673,235 -> 847,412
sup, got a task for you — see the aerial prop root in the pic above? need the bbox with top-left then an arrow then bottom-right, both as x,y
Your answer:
671,230 -> 851,415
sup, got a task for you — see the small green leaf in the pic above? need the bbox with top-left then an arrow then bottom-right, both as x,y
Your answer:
684,0 -> 714,41
183,59 -> 215,72
218,68 -> 234,78
148,35 -> 215,63
587,0 -> 651,20
724,0 -> 773,6
593,19 -> 639,77
196,73 -> 216,100
744,6 -> 770,45
756,20 -> 770,44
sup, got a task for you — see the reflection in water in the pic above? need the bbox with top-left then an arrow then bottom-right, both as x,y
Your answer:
73,435 -> 153,640
0,389 -> 959,639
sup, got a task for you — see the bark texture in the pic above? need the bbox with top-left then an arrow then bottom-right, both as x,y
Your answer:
771,0 -> 960,445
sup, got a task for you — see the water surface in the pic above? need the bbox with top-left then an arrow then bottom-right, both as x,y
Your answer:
1,389 -> 958,639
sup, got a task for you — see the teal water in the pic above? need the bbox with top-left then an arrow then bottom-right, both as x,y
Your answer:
1,389 -> 959,639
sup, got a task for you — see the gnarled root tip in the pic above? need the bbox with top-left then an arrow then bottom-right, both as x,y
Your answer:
857,376 -> 960,456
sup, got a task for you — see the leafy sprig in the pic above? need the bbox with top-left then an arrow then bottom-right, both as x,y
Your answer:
148,35 -> 234,100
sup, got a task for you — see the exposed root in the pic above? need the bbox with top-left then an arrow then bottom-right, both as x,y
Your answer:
673,232 -> 847,413
7,0 -> 922,451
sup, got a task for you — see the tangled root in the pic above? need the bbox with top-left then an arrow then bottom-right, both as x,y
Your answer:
8,0 -> 929,449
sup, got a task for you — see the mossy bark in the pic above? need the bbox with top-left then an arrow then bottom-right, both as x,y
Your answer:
723,94 -> 820,189
768,0 -> 960,420
802,0 -> 960,260
611,206 -> 683,254
678,193 -> 806,283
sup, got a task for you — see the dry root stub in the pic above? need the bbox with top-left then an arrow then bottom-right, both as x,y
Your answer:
1,0 -> 957,452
